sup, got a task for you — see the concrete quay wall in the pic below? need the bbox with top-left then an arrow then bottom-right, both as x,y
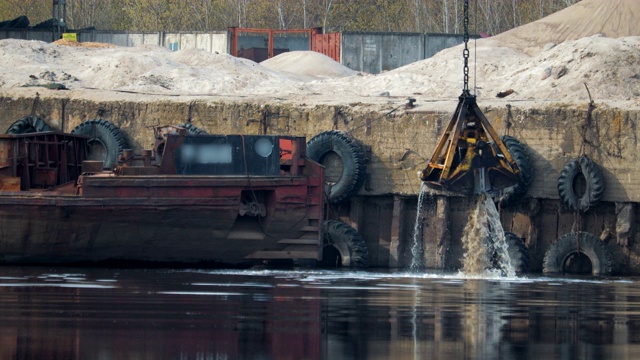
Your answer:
2,94 -> 639,273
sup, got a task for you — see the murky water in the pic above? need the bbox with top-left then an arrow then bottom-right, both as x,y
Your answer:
461,193 -> 515,276
1,267 -> 639,360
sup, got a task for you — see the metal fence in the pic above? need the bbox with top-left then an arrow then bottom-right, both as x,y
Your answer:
0,29 -> 228,53
341,32 -> 475,74
0,29 -> 467,73
77,31 -> 229,53
0,29 -> 52,42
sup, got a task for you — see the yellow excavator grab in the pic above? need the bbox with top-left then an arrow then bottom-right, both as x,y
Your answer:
420,91 -> 520,195
421,0 -> 520,196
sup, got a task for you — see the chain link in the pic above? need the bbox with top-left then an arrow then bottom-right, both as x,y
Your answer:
463,0 -> 470,93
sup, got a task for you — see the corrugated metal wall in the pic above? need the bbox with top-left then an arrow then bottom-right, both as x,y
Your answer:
0,29 -> 52,42
312,33 -> 340,62
342,32 -> 424,73
0,30 -> 228,54
342,32 -> 474,74
163,32 -> 228,53
0,30 -> 468,73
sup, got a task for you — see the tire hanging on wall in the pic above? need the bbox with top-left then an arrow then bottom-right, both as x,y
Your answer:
5,116 -> 53,134
557,156 -> 604,212
543,231 -> 614,276
179,122 -> 208,135
487,232 -> 531,274
71,118 -> 129,169
320,220 -> 369,268
491,135 -> 533,207
504,232 -> 531,274
306,130 -> 367,204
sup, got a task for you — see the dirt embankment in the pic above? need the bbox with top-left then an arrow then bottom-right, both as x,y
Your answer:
0,0 -> 638,111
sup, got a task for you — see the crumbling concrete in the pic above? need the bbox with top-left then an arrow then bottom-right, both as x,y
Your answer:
2,94 -> 640,272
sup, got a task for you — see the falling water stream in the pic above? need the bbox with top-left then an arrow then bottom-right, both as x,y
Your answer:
461,193 -> 515,276
410,187 -> 516,276
409,183 -> 428,271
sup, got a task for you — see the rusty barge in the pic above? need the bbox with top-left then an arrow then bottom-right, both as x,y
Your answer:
0,124 -> 355,266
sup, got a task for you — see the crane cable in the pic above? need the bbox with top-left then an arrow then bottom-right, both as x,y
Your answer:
462,0 -> 470,95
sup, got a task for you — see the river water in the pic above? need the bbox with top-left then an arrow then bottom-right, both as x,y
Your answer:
1,267 -> 639,360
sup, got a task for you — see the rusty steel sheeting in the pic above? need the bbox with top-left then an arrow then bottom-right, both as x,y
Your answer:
0,131 -> 324,265
0,132 -> 88,190
0,173 -> 323,265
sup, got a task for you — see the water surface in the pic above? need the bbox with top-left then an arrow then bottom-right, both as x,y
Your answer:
0,266 -> 638,359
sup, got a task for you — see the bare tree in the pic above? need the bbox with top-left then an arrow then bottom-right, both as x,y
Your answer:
322,0 -> 333,32
66,0 -> 116,30
454,0 -> 459,33
277,0 -> 286,29
443,0 -> 449,33
2,0 -> 50,25
0,0 -> 580,35
302,0 -> 307,28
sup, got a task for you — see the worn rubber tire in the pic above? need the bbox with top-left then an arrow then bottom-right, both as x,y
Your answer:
488,232 -> 531,274
491,135 -> 532,207
306,130 -> 367,204
504,232 -> 531,274
71,118 -> 128,169
179,123 -> 208,135
543,232 -> 614,275
557,156 -> 604,212
322,220 -> 369,268
5,116 -> 53,134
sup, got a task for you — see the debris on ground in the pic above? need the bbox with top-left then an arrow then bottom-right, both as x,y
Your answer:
0,0 -> 637,107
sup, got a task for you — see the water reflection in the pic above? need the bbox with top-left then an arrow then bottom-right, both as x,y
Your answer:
0,267 -> 639,359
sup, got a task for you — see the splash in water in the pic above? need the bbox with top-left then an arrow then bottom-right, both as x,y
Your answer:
461,193 -> 515,277
409,183 -> 428,271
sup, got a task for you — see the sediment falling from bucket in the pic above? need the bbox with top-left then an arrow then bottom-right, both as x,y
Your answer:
484,195 -> 515,277
409,183 -> 427,271
461,193 -> 515,277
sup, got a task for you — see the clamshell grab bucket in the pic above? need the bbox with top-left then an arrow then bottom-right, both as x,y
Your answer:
420,92 -> 521,195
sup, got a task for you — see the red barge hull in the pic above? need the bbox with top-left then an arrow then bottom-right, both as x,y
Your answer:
0,130 -> 324,265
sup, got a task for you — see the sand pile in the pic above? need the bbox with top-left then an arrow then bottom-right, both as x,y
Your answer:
53,38 -> 116,48
261,51 -> 357,79
0,39 -> 297,95
336,34 -> 640,103
0,0 -> 639,107
488,0 -> 640,56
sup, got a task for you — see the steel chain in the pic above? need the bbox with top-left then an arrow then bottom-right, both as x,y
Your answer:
463,0 -> 470,93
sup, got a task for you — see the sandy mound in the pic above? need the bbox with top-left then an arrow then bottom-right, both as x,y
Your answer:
0,39 -> 299,95
489,0 -> 640,56
261,51 -> 357,79
336,34 -> 640,102
1,0 -> 639,108
1,35 -> 638,105
53,38 -> 116,48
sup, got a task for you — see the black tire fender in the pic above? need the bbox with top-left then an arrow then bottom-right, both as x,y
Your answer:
321,220 -> 369,268
179,123 -> 208,135
543,232 -> 614,275
306,130 -> 367,204
557,156 -> 604,212
71,118 -> 129,169
5,116 -> 53,134
492,135 -> 533,207
504,232 -> 531,274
